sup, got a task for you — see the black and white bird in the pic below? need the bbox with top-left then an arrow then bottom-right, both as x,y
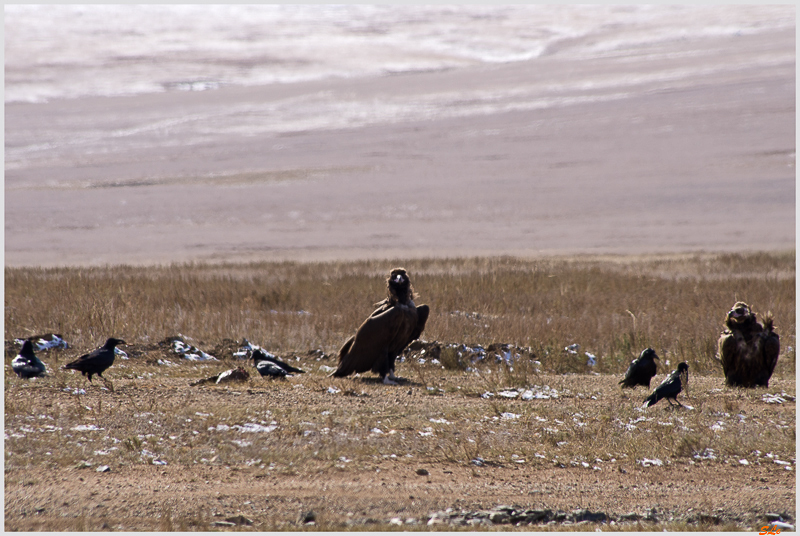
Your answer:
250,348 -> 305,378
644,362 -> 689,408
12,340 -> 47,378
619,348 -> 659,389
64,338 -> 126,383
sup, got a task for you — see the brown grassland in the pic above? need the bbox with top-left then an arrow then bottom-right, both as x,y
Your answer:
4,252 -> 796,531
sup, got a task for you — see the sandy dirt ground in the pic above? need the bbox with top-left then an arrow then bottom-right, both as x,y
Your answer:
4,366 -> 796,531
4,29 -> 795,267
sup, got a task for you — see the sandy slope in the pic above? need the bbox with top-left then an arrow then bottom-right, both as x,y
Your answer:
4,29 -> 795,267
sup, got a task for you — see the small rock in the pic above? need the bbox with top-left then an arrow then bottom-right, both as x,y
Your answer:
300,511 -> 316,524
416,468 -> 429,476
489,511 -> 510,524
225,515 -> 253,526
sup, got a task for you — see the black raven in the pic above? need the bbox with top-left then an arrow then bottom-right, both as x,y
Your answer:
331,267 -> 429,385
619,348 -> 659,389
644,362 -> 689,407
12,340 -> 47,378
251,348 -> 304,378
64,338 -> 126,383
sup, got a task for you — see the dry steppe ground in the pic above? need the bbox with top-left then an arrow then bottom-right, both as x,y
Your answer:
4,254 -> 795,531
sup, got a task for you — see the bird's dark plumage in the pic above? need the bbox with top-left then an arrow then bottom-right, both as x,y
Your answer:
331,267 -> 430,385
251,349 -> 304,378
619,348 -> 659,388
64,338 -> 125,382
718,302 -> 780,388
644,362 -> 689,407
12,340 -> 47,378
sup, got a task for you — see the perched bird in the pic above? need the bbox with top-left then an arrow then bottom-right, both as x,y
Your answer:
619,348 -> 659,389
250,349 -> 305,378
718,302 -> 780,388
12,340 -> 47,378
64,338 -> 126,383
644,362 -> 689,407
331,267 -> 429,385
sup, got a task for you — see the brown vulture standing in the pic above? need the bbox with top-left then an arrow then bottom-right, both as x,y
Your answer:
331,267 -> 429,385
619,348 -> 659,389
718,302 -> 780,388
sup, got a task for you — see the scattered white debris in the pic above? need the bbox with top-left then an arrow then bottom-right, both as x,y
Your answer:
152,459 -> 168,466
693,448 -> 717,460
418,428 -> 434,437
389,518 -> 403,526
565,344 -> 580,354
318,365 -> 336,373
234,423 -> 278,433
520,385 -> 559,400
773,521 -> 795,531
171,340 -> 217,361
429,418 -> 452,425
63,388 -> 87,395
156,359 -> 177,367
32,334 -> 69,351
370,428 -> 384,435
231,440 -> 252,448
585,352 -> 597,366
114,347 -> 129,359
498,390 -> 519,398
739,459 -> 749,465
96,465 -> 111,473
710,421 -> 725,432
338,456 -> 351,463
501,412 -> 520,420
763,392 -> 796,404
481,391 -> 495,399
639,458 -> 663,467
327,386 -> 341,394
72,424 -> 104,432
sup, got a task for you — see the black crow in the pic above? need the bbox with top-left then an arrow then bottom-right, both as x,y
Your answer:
619,348 -> 659,389
12,340 -> 47,378
251,348 -> 304,378
718,301 -> 780,388
644,362 -> 689,407
64,338 -> 126,383
331,267 -> 429,385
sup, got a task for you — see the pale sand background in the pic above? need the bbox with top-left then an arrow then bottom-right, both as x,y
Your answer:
5,29 -> 795,267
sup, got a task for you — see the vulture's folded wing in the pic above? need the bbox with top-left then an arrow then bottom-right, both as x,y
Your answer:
332,306 -> 406,377
409,304 -> 429,343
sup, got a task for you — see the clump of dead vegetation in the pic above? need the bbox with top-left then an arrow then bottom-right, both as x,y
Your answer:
5,252 -> 795,376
